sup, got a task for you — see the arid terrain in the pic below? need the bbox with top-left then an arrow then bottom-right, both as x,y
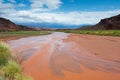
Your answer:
7,32 -> 120,80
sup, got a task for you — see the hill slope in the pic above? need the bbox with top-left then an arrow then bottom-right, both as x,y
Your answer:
0,18 -> 35,31
80,14 -> 120,30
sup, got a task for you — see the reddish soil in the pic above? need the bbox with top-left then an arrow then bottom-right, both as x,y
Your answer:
8,32 -> 120,80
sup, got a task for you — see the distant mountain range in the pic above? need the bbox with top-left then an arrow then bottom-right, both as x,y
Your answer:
0,14 -> 120,31
79,14 -> 120,30
16,22 -> 87,29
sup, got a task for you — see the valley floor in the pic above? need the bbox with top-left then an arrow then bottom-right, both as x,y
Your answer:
7,32 -> 120,80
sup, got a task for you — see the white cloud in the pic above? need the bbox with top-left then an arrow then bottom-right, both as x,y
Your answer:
3,10 -> 119,25
45,0 -> 62,10
0,0 -> 15,16
30,0 -> 44,9
0,2 -> 14,9
9,0 -> 16,3
0,0 -> 2,2
30,0 -> 62,10
18,3 -> 26,7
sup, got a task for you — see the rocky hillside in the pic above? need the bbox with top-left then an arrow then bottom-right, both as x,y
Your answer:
0,18 -> 35,31
80,14 -> 120,30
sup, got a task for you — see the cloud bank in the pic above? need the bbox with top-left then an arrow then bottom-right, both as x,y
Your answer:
0,0 -> 120,25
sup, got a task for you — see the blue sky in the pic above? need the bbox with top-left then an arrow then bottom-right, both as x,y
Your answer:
60,0 -> 120,12
0,0 -> 120,27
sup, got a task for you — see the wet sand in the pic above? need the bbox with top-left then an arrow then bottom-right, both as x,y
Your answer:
8,32 -> 120,80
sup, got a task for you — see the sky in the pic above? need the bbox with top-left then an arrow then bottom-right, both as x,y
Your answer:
0,0 -> 120,28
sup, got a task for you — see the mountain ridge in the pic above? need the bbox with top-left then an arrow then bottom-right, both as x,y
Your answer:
79,14 -> 120,30
0,18 -> 35,31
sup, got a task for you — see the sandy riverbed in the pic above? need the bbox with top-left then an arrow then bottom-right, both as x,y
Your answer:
8,32 -> 120,80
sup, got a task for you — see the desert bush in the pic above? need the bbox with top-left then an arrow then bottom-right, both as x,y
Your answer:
1,61 -> 22,80
15,73 -> 32,80
12,53 -> 25,65
0,42 -> 32,80
0,42 -> 12,66
0,76 -> 4,80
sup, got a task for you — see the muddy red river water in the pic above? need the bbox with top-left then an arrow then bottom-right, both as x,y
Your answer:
8,32 -> 120,80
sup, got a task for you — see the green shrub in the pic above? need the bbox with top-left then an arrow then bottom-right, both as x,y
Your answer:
0,42 -> 32,80
0,76 -> 4,80
15,73 -> 32,80
0,42 -> 12,66
1,61 -> 21,80
12,53 -> 25,65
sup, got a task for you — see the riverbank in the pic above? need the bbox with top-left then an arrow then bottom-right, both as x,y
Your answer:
7,32 -> 120,80
0,31 -> 53,41
57,30 -> 120,36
